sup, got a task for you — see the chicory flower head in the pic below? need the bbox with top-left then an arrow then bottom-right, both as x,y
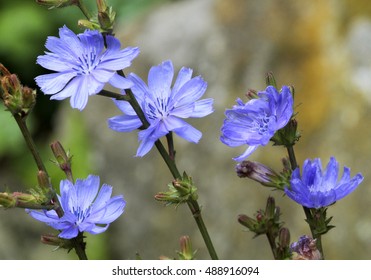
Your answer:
284,157 -> 363,208
220,85 -> 293,161
108,60 -> 214,157
35,25 -> 139,110
27,175 -> 126,239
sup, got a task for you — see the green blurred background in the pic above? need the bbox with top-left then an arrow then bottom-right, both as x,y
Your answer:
1,0 -> 371,259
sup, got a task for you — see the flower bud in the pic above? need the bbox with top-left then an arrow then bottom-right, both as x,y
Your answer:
236,161 -> 286,190
0,192 -> 16,208
245,89 -> 258,100
37,171 -> 51,190
265,196 -> 276,220
96,0 -> 116,32
265,71 -> 277,88
278,227 -> 291,249
155,175 -> 198,206
50,141 -> 72,174
41,234 -> 74,250
177,236 -> 195,260
0,64 -> 36,117
237,214 -> 256,230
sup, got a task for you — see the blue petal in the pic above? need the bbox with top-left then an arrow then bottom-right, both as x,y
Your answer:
86,224 -> 109,235
108,114 -> 142,132
59,225 -> 79,239
35,72 -> 76,94
95,196 -> 126,224
112,99 -> 137,115
148,60 -> 173,100
100,46 -> 140,70
172,76 -> 207,107
108,73 -> 134,89
232,145 -> 259,161
172,66 -> 193,94
76,175 -> 100,211
69,77 -> 90,110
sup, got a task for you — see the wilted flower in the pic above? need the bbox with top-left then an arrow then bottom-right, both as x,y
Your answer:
220,86 -> 293,161
27,175 -> 125,239
285,157 -> 363,208
35,25 -> 139,110
290,235 -> 321,260
108,60 -> 214,157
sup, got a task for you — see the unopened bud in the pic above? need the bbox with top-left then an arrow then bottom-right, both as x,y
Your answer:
238,214 -> 256,230
0,64 -> 36,117
265,196 -> 276,220
265,71 -> 277,88
37,171 -> 51,190
50,141 -> 72,173
41,233 -> 74,250
178,236 -> 195,260
278,227 -> 291,248
96,0 -> 115,32
245,89 -> 258,100
0,192 -> 16,208
235,161 -> 281,188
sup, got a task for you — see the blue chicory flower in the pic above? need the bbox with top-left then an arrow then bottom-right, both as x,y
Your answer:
35,25 -> 139,110
220,85 -> 293,161
284,157 -> 363,208
27,175 -> 126,239
108,60 -> 214,157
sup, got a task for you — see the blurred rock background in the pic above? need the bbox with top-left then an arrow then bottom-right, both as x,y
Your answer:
1,0 -> 371,259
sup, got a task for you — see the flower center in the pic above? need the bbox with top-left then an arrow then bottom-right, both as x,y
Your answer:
146,96 -> 170,121
72,205 -> 91,224
253,113 -> 275,135
75,51 -> 100,76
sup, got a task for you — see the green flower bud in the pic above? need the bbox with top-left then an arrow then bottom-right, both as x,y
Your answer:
41,234 -> 74,250
177,236 -> 196,260
0,192 -> 16,208
0,64 -> 36,117
50,141 -> 72,173
265,71 -> 277,88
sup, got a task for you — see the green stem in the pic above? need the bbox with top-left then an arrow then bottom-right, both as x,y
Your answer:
266,231 -> 278,260
187,200 -> 219,260
14,114 -> 47,173
13,114 -> 88,260
100,86 -> 219,259
13,114 -> 63,216
76,0 -> 92,19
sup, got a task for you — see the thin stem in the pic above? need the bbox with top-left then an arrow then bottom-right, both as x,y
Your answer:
13,114 -> 87,259
98,90 -> 130,101
14,114 -> 47,173
76,0 -> 92,19
187,200 -> 219,260
99,86 -> 219,259
266,231 -> 278,260
13,114 -> 63,216
166,132 -> 176,161
72,232 -> 88,260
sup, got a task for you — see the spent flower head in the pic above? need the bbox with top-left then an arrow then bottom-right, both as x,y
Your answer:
27,175 -> 125,239
284,157 -> 363,208
290,235 -> 322,260
108,60 -> 214,157
35,25 -> 139,110
220,85 -> 293,161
